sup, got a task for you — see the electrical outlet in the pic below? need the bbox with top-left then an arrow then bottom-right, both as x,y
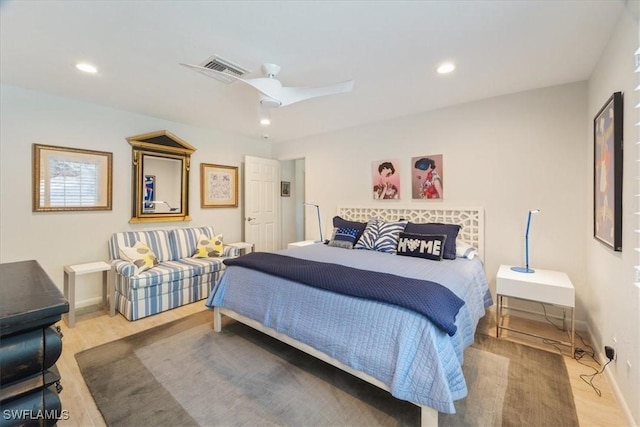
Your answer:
605,346 -> 615,361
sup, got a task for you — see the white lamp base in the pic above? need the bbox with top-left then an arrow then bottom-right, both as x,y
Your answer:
511,266 -> 535,273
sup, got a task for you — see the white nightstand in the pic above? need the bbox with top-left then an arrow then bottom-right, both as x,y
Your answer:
287,240 -> 317,249
227,242 -> 255,255
63,261 -> 114,327
496,264 -> 575,354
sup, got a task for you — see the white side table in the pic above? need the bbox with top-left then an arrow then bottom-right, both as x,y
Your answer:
496,264 -> 575,354
63,261 -> 114,327
287,240 -> 317,249
227,242 -> 255,255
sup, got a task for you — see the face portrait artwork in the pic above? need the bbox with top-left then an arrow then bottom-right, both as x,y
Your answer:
372,159 -> 400,200
412,155 -> 443,199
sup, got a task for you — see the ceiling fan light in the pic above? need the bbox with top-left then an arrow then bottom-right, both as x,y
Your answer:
260,97 -> 281,108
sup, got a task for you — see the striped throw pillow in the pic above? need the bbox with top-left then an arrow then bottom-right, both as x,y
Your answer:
354,219 -> 408,254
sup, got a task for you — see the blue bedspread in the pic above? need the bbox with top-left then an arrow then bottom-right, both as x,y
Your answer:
223,252 -> 464,336
207,244 -> 491,413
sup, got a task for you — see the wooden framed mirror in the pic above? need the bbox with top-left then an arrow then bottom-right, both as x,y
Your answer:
127,130 -> 196,223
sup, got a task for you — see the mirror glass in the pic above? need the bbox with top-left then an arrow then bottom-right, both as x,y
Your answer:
141,154 -> 183,214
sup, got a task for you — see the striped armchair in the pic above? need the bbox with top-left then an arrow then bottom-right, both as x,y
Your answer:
108,226 -> 240,320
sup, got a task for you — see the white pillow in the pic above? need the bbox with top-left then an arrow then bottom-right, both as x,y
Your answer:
456,240 -> 477,259
192,234 -> 224,258
119,241 -> 159,274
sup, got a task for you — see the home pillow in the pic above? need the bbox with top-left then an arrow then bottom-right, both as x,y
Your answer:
328,227 -> 362,249
456,240 -> 477,260
403,222 -> 460,260
119,241 -> 159,274
353,219 -> 408,254
193,234 -> 224,258
396,232 -> 447,261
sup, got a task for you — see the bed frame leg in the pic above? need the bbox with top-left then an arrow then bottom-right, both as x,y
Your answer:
213,307 -> 222,332
420,405 -> 438,427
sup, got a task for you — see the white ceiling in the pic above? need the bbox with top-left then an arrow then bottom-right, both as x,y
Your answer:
0,1 -> 626,143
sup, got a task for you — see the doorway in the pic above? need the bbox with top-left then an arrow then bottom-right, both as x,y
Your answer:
280,158 -> 305,248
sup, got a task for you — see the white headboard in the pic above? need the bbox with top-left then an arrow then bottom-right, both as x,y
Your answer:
337,206 -> 485,260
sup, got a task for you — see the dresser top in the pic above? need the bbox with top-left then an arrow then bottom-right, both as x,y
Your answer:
0,260 -> 69,336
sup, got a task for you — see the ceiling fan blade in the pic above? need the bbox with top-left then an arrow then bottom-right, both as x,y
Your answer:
181,62 -> 355,108
277,80 -> 355,107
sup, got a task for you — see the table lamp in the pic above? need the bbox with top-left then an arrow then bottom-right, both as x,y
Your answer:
303,202 -> 323,243
511,209 -> 540,273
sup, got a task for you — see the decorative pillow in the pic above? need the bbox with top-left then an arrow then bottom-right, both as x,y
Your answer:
328,227 -> 362,249
354,219 -> 408,254
456,240 -> 477,260
396,232 -> 446,261
192,234 -> 224,258
403,222 -> 460,260
119,241 -> 159,274
333,216 -> 367,240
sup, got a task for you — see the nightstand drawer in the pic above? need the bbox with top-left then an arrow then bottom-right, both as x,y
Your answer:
496,265 -> 574,307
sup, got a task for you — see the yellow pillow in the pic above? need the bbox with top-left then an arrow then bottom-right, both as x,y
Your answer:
119,241 -> 159,274
193,234 -> 224,258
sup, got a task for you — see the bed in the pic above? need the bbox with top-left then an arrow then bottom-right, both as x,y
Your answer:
206,206 -> 491,426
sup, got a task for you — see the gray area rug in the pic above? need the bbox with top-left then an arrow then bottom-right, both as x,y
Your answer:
76,311 -> 578,426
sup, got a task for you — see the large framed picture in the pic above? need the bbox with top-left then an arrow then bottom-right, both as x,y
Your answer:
372,159 -> 400,199
200,163 -> 238,208
32,144 -> 112,212
593,92 -> 623,251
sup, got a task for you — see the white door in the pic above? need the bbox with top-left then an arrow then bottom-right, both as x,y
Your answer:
244,155 -> 280,252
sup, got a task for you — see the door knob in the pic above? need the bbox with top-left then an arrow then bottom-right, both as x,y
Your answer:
246,217 -> 255,221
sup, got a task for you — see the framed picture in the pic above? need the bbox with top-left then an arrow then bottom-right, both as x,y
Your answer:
411,154 -> 444,199
372,159 -> 400,199
200,163 -> 238,208
281,181 -> 291,197
143,175 -> 155,210
593,92 -> 623,251
32,143 -> 112,212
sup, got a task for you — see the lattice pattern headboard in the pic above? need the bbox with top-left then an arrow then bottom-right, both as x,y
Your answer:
337,206 -> 484,260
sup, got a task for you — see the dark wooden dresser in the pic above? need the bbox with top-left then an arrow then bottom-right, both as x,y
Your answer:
0,260 -> 69,426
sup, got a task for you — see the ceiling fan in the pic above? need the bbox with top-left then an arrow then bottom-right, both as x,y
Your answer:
180,62 -> 355,109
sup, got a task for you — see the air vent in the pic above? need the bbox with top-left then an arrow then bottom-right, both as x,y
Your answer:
199,55 -> 250,84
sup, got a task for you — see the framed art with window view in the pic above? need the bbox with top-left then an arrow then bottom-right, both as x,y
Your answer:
593,92 -> 623,251
32,144 -> 113,212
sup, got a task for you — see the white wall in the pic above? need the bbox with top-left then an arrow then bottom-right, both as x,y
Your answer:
0,85 -> 271,306
586,3 -> 639,423
274,82 -> 588,312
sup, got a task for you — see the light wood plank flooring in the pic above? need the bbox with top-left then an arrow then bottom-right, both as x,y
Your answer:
54,303 -> 628,426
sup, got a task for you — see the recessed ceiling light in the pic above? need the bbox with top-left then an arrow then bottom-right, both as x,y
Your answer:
76,63 -> 97,74
260,118 -> 271,126
437,62 -> 455,74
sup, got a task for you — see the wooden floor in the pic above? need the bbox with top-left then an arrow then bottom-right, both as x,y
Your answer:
54,302 -> 629,427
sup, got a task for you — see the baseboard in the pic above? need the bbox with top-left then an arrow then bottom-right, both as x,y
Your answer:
74,296 -> 105,316
584,324 -> 637,427
485,305 -> 588,333
489,305 -> 636,425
